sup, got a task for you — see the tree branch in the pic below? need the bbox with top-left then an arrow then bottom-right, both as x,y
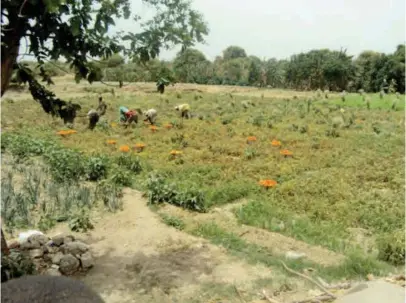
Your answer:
18,0 -> 29,18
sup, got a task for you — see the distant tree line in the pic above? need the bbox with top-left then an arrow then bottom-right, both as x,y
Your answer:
18,44 -> 405,93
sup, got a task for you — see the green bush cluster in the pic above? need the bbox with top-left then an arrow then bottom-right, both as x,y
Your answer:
1,133 -> 142,186
0,133 -> 146,233
377,230 -> 405,266
145,173 -> 206,212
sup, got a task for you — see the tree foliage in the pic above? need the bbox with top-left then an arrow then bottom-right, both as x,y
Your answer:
222,45 -> 247,60
101,44 -> 405,93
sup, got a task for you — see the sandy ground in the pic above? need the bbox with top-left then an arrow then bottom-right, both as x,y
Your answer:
41,187 -> 352,303
46,189 -> 298,302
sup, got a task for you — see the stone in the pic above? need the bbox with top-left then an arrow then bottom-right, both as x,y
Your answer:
27,234 -> 49,246
44,240 -> 59,254
63,235 -> 75,244
59,254 -> 80,275
20,240 -> 40,250
336,280 -> 405,303
29,248 -> 44,258
79,252 -> 94,269
62,241 -> 89,256
45,267 -> 62,276
52,252 -> 65,265
51,234 -> 65,246
20,233 -> 49,250
285,251 -> 306,260
367,274 -> 375,281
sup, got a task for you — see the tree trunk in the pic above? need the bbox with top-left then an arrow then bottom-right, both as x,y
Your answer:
1,228 -> 9,256
1,6 -> 23,98
1,42 -> 20,97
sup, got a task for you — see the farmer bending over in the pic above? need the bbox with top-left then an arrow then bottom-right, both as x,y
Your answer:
175,103 -> 191,119
87,96 -> 108,130
119,106 -> 138,125
144,108 -> 158,125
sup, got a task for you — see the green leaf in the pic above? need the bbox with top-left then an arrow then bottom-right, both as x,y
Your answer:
70,17 -> 81,36
43,0 -> 60,13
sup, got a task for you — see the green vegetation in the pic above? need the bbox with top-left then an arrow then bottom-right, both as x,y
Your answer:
97,45 -> 405,94
192,222 -> 393,281
2,81 -> 404,272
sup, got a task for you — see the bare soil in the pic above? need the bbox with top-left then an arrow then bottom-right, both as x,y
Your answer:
47,188 -> 302,303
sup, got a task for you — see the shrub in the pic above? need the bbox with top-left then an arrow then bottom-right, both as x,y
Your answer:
1,251 -> 36,283
43,148 -> 86,183
145,173 -> 206,212
1,134 -> 49,160
86,155 -> 109,181
115,154 -> 142,174
68,208 -> 94,232
145,173 -> 177,204
109,168 -> 133,187
377,230 -> 405,266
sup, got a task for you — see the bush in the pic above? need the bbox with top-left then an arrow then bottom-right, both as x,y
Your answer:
145,173 -> 206,212
109,167 -> 133,186
377,230 -> 405,266
115,154 -> 142,174
1,251 -> 36,283
86,155 -> 109,181
69,208 -> 94,232
43,148 -> 86,183
1,133 -> 49,160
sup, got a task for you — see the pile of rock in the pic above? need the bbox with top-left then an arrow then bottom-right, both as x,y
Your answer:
10,233 -> 94,277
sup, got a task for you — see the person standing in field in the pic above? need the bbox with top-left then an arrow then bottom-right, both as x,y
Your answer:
96,96 -> 107,116
175,103 -> 191,119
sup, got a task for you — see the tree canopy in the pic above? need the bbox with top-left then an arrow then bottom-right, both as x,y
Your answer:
98,44 -> 404,93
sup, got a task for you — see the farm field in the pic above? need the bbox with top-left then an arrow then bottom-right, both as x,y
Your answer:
1,76 -> 405,302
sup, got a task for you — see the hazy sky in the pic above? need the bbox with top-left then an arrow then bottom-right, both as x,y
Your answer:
115,0 -> 405,61
18,0 -> 405,62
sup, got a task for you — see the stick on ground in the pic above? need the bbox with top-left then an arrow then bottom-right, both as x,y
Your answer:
262,290 -> 282,303
280,261 -> 337,299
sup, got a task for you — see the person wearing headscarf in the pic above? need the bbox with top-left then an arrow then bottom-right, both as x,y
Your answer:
174,103 -> 191,119
143,108 -> 158,125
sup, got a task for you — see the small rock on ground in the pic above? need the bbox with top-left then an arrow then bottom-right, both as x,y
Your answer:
285,251 -> 306,260
29,248 -> 44,258
62,241 -> 89,256
59,254 -> 80,275
80,252 -> 94,269
52,252 -> 65,265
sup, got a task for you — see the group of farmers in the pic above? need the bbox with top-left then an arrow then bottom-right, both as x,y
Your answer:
86,96 -> 191,129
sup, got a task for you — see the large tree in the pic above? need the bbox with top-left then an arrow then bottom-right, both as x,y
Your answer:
173,48 -> 207,82
222,45 -> 247,61
0,0 -> 208,254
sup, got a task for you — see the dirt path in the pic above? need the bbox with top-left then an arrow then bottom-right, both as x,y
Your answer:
45,188 -> 348,303
47,189 -> 296,302
159,200 -> 345,266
